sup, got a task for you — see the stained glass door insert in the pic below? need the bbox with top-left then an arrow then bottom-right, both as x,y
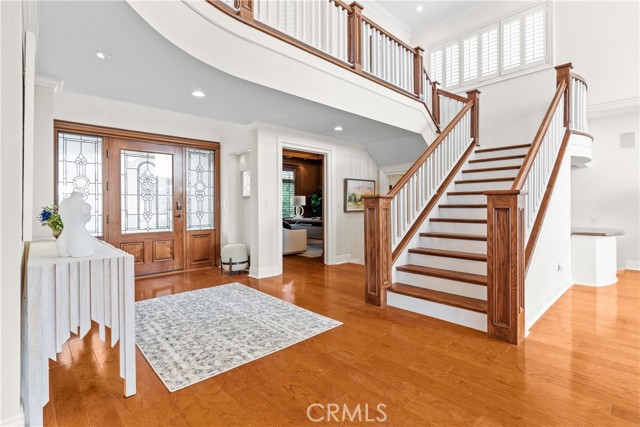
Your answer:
108,140 -> 184,276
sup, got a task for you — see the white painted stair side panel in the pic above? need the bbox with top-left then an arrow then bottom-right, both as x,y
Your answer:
387,292 -> 488,332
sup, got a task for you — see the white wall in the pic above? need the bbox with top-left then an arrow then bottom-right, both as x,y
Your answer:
525,155 -> 573,330
0,1 -> 25,425
572,112 -> 640,269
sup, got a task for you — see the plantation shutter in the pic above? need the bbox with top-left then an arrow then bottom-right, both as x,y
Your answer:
430,49 -> 443,84
524,9 -> 545,64
282,169 -> 295,218
444,43 -> 459,87
462,35 -> 478,82
502,18 -> 521,71
481,26 -> 498,76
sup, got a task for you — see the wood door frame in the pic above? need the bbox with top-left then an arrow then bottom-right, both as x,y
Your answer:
53,120 -> 221,274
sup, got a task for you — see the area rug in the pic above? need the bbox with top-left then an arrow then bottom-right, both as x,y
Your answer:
298,243 -> 323,258
135,283 -> 341,392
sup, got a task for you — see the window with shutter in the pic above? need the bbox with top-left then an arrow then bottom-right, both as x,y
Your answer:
502,18 -> 521,71
524,9 -> 545,64
445,43 -> 459,87
282,169 -> 295,218
481,27 -> 498,76
430,50 -> 443,84
462,35 -> 478,82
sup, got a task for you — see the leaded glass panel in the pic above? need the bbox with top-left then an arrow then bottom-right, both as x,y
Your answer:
121,150 -> 173,234
57,132 -> 103,236
186,148 -> 215,231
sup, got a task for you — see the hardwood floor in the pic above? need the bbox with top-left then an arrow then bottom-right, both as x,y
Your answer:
43,259 -> 639,426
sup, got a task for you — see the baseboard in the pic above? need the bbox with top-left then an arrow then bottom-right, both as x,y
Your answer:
1,413 -> 24,427
626,260 -> 640,271
333,254 -> 351,264
525,279 -> 573,331
248,265 -> 281,279
350,258 -> 361,264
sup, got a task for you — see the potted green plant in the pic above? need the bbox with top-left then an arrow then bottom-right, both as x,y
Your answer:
309,186 -> 322,217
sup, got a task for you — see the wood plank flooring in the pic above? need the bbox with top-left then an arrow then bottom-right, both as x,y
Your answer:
43,259 -> 639,426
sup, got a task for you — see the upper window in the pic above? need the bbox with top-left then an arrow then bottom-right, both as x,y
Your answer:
428,2 -> 549,90
282,169 -> 295,218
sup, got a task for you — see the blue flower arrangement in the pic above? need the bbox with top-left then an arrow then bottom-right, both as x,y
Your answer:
38,205 -> 63,237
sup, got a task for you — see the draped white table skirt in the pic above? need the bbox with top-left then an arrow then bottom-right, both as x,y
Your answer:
21,240 -> 136,426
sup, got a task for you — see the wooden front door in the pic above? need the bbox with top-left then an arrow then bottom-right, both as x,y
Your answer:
107,139 -> 185,276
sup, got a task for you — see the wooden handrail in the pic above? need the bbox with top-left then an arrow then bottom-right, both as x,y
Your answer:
437,88 -> 470,103
511,80 -> 567,190
206,0 -> 439,129
571,73 -> 588,89
389,101 -> 474,197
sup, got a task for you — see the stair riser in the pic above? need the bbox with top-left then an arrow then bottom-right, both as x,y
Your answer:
387,292 -> 488,332
406,253 -> 487,276
455,180 -> 513,192
438,207 -> 486,219
429,221 -> 487,235
461,169 -> 519,180
420,237 -> 487,253
466,158 -> 524,169
446,194 -> 487,204
474,147 -> 530,160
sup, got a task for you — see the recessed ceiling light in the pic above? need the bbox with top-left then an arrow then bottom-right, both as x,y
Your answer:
334,126 -> 343,131
94,51 -> 113,60
191,90 -> 206,98
416,5 -> 424,12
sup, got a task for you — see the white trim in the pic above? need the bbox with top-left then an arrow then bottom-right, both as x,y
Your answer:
378,162 -> 412,194
525,279 -> 573,331
276,134 -> 338,266
1,413 -> 24,427
333,254 -> 351,264
248,265 -> 281,279
587,97 -> 640,119
34,74 -> 63,92
626,260 -> 640,271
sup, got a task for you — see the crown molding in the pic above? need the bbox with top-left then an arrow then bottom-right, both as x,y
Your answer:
587,97 -> 640,120
35,75 -> 64,92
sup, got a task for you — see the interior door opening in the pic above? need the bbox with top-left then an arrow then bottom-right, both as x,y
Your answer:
281,149 -> 325,264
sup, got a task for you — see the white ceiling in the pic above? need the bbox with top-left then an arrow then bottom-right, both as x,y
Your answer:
36,1 -> 428,166
366,0 -> 487,37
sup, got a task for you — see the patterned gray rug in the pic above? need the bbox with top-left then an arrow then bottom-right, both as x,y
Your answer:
135,283 -> 341,392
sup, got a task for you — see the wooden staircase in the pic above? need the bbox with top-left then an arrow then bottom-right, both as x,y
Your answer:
387,143 -> 531,332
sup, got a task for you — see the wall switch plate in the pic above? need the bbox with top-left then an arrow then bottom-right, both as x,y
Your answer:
620,131 -> 636,149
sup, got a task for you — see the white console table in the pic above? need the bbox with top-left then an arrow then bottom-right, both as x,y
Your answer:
21,240 -> 136,426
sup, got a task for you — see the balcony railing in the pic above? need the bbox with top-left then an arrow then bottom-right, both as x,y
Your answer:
209,0 -> 447,130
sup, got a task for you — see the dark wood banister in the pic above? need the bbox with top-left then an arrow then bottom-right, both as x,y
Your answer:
207,0 -> 441,128
484,62 -> 584,345
511,80 -> 567,190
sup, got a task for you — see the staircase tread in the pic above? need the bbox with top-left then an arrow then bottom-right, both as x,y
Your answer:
439,204 -> 487,208
397,264 -> 487,285
430,218 -> 487,223
475,144 -> 531,153
469,154 -> 527,163
408,247 -> 487,262
420,232 -> 487,241
389,283 -> 488,313
447,191 -> 485,196
463,165 -> 521,173
455,177 -> 515,184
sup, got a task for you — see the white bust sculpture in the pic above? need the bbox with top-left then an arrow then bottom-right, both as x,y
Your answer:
56,191 -> 95,257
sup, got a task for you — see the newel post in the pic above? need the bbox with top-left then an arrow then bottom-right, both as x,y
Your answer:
349,2 -> 364,72
466,89 -> 481,146
413,47 -> 425,98
236,0 -> 254,21
555,62 -> 573,129
363,195 -> 392,306
484,190 -> 525,344
431,81 -> 440,127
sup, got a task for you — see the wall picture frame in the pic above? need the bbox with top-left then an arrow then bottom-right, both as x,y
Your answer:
241,170 -> 251,197
344,178 -> 376,212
